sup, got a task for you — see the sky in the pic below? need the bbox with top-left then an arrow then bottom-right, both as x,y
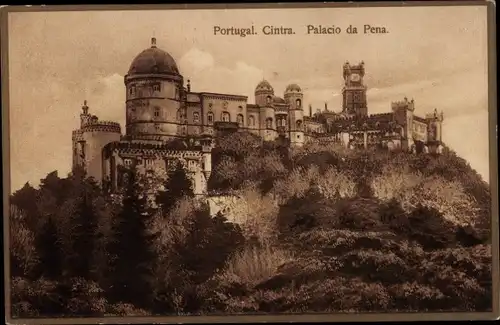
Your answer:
7,5 -> 491,192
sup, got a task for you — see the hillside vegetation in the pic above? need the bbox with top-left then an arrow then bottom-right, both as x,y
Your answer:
9,132 -> 492,317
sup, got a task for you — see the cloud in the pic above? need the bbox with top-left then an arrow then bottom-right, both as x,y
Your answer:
83,73 -> 126,127
178,47 -> 264,98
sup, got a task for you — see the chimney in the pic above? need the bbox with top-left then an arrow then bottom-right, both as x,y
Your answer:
309,104 -> 312,116
324,102 -> 328,111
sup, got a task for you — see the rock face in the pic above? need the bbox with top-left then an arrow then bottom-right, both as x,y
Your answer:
206,195 -> 247,224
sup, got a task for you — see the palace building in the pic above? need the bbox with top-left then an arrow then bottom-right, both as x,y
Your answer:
71,37 -> 444,194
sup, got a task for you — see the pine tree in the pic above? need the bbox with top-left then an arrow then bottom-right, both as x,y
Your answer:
156,161 -> 194,213
34,216 -> 63,279
67,182 -> 99,279
107,168 -> 157,307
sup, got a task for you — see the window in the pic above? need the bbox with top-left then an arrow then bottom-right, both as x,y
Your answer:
181,126 -> 187,135
222,111 -> 230,122
249,115 -> 255,127
154,107 -> 160,117
266,96 -> 272,104
193,112 -> 200,123
207,112 -> 214,124
296,99 -> 302,109
124,158 -> 133,166
153,84 -> 161,92
296,120 -> 303,129
266,118 -> 273,129
237,114 -> 244,126
155,124 -> 161,132
129,85 -> 136,95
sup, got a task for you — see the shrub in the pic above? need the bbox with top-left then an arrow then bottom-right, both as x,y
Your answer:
217,244 -> 294,289
231,184 -> 280,245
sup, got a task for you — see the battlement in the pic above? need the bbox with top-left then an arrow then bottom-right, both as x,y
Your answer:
103,140 -> 205,158
391,97 -> 415,111
425,109 -> 444,121
82,121 -> 122,134
72,129 -> 84,141
343,61 -> 365,77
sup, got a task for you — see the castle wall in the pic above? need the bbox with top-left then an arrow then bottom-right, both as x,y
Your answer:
103,145 -> 209,195
82,127 -> 121,183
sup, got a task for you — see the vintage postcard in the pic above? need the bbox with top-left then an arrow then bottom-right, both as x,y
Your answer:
2,2 -> 498,323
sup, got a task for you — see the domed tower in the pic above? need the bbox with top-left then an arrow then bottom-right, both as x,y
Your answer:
255,80 -> 276,140
255,80 -> 274,106
284,83 -> 304,146
124,37 -> 184,142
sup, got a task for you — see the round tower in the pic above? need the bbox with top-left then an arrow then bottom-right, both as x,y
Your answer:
284,84 -> 304,146
72,100 -> 122,183
124,37 -> 184,142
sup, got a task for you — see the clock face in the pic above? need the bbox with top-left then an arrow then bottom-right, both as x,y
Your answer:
350,73 -> 361,82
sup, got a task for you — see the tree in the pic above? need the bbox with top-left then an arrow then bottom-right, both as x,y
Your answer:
156,161 -> 194,213
34,216 -> 63,279
66,181 -> 99,279
107,168 -> 157,308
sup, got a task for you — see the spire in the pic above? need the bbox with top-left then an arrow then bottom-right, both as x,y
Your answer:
187,79 -> 191,92
151,37 -> 157,48
82,100 -> 89,115
309,104 -> 312,116
324,102 -> 328,111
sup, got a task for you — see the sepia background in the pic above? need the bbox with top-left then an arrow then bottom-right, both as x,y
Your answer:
8,6 -> 489,192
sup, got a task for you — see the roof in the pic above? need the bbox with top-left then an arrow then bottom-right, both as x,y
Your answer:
255,80 -> 273,92
285,83 -> 301,93
128,38 -> 180,75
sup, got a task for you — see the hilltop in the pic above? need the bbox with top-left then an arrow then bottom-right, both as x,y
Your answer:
9,132 -> 492,316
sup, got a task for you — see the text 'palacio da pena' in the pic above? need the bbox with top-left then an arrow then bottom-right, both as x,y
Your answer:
72,38 -> 445,195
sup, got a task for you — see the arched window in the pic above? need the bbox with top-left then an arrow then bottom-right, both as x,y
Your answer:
154,107 -> 160,118
266,96 -> 272,104
296,120 -> 303,129
129,85 -> 136,96
237,114 -> 244,126
249,115 -> 255,127
266,118 -> 273,129
222,111 -> 230,122
207,112 -> 214,124
296,99 -> 302,109
193,112 -> 200,123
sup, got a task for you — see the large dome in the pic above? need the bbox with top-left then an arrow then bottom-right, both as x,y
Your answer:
128,38 -> 180,75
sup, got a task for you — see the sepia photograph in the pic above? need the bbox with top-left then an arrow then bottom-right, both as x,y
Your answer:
2,2 -> 498,323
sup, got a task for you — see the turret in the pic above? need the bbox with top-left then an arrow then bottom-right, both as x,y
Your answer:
426,108 -> 444,143
285,83 -> 304,147
391,97 -> 416,151
72,100 -> 122,183
255,79 -> 274,106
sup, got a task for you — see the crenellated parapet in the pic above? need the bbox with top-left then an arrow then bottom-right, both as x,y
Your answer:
343,60 -> 365,79
103,140 -> 205,158
391,97 -> 415,112
72,129 -> 84,141
425,108 -> 444,122
82,121 -> 122,134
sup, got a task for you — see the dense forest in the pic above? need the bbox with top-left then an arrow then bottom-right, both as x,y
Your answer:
9,132 -> 492,317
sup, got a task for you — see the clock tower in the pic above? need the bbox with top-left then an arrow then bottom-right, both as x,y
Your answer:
341,61 -> 368,116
